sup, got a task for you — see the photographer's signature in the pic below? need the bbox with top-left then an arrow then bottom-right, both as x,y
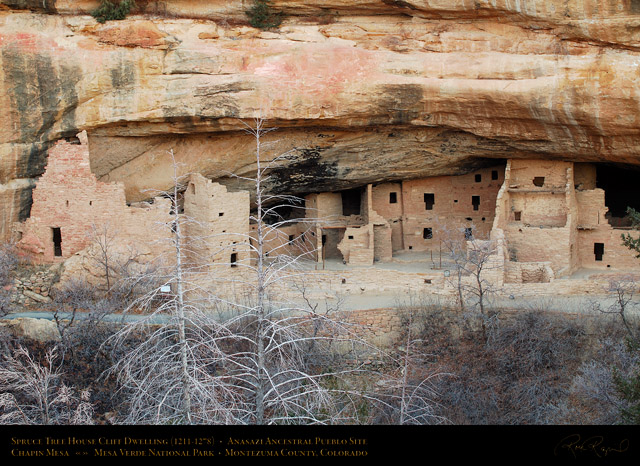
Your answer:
554,434 -> 629,458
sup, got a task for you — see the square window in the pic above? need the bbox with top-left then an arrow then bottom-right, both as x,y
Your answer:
533,177 -> 545,187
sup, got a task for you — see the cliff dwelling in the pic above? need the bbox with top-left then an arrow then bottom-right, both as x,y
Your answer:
11,132 -> 640,297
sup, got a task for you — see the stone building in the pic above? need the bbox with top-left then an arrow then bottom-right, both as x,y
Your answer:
494,159 -> 640,283
11,132 -> 640,294
13,132 -> 172,264
305,165 -> 505,267
183,173 -> 251,271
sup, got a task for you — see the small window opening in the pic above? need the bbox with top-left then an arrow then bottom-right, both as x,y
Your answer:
464,228 -> 473,240
389,192 -> 397,204
230,253 -> 238,267
409,246 -> 413,250
594,243 -> 604,261
472,196 -> 480,211
219,212 -> 224,217
514,211 -> 522,221
52,227 -> 62,257
533,177 -> 545,187
348,235 -> 354,240
423,228 -> 433,239
89,201 -> 93,206
289,235 -> 294,242
491,170 -> 498,180
424,279 -> 432,284
475,174 -> 482,183
424,193 -> 435,210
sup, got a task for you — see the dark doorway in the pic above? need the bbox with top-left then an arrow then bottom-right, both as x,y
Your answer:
389,192 -> 397,204
424,193 -> 435,210
594,243 -> 604,261
341,188 -> 362,216
52,227 -> 62,257
472,196 -> 480,211
230,253 -> 238,267
596,164 -> 640,220
423,228 -> 433,239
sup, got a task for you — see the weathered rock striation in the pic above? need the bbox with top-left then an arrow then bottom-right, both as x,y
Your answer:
2,1 -> 640,240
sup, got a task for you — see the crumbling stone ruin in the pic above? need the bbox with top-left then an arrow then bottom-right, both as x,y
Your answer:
9,131 -> 640,303
14,132 -> 173,265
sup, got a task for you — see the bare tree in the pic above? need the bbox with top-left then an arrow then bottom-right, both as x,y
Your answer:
83,223 -> 153,302
214,118 -> 376,424
107,121 -> 397,425
105,150 -> 241,424
439,224 -> 501,340
369,302 -> 450,425
591,277 -> 640,345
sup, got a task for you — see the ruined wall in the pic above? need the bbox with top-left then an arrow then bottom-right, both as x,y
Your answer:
338,224 -> 372,265
255,222 -> 315,262
14,131 -> 172,264
183,173 -> 251,269
575,186 -> 640,270
576,189 -> 608,228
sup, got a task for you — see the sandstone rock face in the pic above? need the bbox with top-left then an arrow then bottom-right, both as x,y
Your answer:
2,1 -> 640,240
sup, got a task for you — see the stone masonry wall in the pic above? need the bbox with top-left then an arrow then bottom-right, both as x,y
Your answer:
15,132 -> 173,265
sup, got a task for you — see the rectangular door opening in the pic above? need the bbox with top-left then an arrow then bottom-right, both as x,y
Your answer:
424,193 -> 435,210
52,227 -> 62,257
472,196 -> 480,211
594,242 -> 604,261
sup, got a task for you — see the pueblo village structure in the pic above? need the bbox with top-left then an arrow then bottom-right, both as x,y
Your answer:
11,131 -> 640,303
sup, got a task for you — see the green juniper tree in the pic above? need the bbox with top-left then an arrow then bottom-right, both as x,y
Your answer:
91,0 -> 136,24
246,0 -> 283,30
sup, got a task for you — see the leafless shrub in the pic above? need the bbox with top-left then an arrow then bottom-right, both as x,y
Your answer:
0,345 -> 94,425
414,309 -> 587,424
590,277 -> 640,344
367,307 -> 451,425
559,334 -> 639,425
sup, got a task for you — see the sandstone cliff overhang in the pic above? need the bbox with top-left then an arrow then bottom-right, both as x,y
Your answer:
2,2 -> 640,241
